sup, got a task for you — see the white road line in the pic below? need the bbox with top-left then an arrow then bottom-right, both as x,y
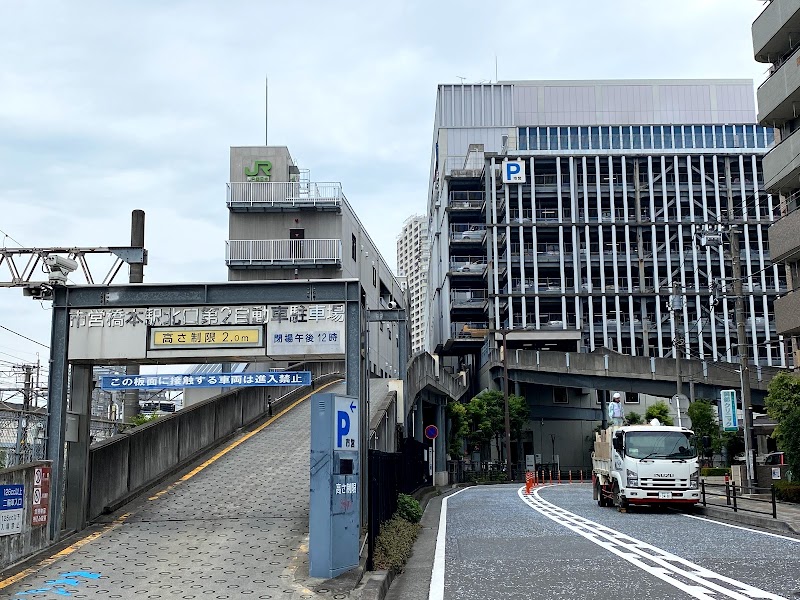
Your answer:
429,487 -> 471,600
518,486 -> 787,600
683,514 -> 800,543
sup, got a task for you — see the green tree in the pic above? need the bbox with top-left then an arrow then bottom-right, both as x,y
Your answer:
687,400 -> 718,463
765,372 -> 800,476
446,401 -> 468,458
464,390 -> 528,462
645,400 -> 674,426
625,411 -> 643,425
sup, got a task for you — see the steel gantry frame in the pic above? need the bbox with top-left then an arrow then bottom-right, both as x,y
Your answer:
46,279 -> 364,541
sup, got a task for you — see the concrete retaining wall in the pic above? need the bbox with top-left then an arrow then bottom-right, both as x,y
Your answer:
86,363 -> 343,521
0,462 -> 51,572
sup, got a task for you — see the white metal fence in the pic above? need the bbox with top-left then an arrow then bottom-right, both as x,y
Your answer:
226,182 -> 343,207
226,239 -> 342,265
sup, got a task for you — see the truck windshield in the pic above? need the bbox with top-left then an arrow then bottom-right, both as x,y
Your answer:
625,431 -> 695,459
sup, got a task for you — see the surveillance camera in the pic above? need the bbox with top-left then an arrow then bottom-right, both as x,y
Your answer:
387,301 -> 398,310
45,255 -> 78,273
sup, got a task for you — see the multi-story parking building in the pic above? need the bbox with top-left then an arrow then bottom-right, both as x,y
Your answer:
753,0 -> 800,367
396,215 -> 429,355
427,79 -> 788,410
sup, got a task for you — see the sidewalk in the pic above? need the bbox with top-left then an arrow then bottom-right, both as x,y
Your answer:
699,476 -> 800,534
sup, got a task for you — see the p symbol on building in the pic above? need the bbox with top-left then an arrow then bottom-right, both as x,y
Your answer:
502,160 -> 526,184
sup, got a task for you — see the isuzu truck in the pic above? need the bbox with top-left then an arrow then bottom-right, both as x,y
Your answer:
592,422 -> 700,510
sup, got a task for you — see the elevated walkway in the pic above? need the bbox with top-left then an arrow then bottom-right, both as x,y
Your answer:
487,349 -> 783,404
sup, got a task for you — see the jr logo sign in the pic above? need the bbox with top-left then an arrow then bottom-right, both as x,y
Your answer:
245,160 -> 272,182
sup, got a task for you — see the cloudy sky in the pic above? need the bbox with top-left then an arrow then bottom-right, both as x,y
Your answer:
0,0 -> 769,392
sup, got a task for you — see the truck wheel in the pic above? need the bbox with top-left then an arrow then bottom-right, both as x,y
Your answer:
595,480 -> 605,507
612,483 -> 628,510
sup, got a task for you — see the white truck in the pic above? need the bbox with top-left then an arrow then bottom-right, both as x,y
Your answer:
592,422 -> 700,510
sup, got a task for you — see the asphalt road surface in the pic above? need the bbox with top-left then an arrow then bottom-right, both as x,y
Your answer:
433,483 -> 800,600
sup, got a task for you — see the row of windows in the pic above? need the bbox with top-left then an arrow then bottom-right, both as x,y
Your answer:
517,125 -> 774,152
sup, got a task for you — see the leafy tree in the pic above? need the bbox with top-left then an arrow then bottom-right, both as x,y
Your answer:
687,400 -> 719,464
765,372 -> 800,476
624,412 -> 643,425
446,401 -> 468,458
464,390 -> 528,461
645,400 -> 674,426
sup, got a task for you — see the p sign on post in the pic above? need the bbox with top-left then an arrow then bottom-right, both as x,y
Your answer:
720,389 -> 738,432
502,160 -> 526,184
334,396 -> 359,451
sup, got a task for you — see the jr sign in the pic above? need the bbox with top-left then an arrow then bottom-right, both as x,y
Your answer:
245,160 -> 272,182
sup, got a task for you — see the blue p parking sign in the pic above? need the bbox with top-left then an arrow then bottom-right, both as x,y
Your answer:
502,160 -> 526,183
334,396 -> 359,450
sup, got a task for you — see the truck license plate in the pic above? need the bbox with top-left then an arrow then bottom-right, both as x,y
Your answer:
658,492 -> 672,499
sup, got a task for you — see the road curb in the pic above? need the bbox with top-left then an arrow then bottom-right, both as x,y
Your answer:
360,570 -> 395,600
696,505 -> 800,534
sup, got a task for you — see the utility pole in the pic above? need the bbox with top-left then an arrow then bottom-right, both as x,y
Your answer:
502,330 -> 513,479
725,158 -> 754,486
123,210 -> 146,422
670,283 -> 684,427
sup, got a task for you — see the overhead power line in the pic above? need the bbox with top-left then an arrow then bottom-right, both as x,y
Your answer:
0,324 -> 49,349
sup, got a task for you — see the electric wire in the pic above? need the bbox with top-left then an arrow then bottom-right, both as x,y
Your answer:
0,325 -> 49,348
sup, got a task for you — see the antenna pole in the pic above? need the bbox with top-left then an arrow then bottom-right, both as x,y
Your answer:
264,77 -> 269,146
495,55 -> 498,82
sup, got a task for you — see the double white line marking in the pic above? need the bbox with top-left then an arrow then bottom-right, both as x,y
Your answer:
518,486 -> 786,600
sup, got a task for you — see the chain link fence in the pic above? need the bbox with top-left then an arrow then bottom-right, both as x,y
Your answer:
0,408 -> 47,468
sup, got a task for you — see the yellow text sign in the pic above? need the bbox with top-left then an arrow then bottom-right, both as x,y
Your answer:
150,327 -> 263,349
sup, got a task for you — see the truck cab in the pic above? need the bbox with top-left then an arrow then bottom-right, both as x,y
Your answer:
592,424 -> 700,509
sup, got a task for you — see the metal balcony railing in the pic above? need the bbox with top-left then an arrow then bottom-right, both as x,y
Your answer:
451,289 -> 488,306
226,182 -> 343,208
451,321 -> 490,340
225,239 -> 342,266
448,191 -> 484,209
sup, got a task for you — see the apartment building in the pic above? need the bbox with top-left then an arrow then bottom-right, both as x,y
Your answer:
396,215 -> 429,354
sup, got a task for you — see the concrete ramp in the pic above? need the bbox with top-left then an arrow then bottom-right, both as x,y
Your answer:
2,380 -> 349,599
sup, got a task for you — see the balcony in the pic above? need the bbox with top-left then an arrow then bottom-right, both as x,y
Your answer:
757,44 -> 800,124
447,191 -> 484,211
225,239 -> 342,268
769,205 -> 800,262
763,127 -> 800,191
775,289 -> 800,334
451,289 -> 488,310
753,0 -> 800,63
450,321 -> 490,341
226,182 -> 343,212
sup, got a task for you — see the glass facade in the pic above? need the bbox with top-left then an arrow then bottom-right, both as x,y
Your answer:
517,125 -> 775,152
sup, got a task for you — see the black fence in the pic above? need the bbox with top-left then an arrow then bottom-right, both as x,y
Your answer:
701,480 -> 778,519
367,437 -> 429,570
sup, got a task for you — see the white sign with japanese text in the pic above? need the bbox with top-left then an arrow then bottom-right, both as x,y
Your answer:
67,303 -> 346,361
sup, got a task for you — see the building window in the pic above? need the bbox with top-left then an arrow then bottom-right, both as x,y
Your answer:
373,266 -> 377,287
625,392 -> 640,404
352,234 -> 357,261
553,388 -> 568,404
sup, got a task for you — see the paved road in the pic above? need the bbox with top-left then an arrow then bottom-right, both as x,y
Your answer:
435,483 -> 800,600
1,382 -> 348,600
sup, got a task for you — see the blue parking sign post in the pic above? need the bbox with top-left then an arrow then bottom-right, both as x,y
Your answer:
309,393 -> 360,578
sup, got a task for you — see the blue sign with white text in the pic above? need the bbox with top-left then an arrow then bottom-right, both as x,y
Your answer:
0,485 -> 24,510
100,371 -> 312,391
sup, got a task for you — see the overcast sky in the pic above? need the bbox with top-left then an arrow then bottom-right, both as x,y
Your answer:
0,0 -> 769,391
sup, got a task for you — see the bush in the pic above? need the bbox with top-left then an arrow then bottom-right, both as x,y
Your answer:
373,516 -> 422,574
774,481 -> 800,503
701,468 -> 730,477
396,493 -> 422,523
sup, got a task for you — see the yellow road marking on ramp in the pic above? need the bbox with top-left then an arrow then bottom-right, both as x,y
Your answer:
148,379 -> 343,500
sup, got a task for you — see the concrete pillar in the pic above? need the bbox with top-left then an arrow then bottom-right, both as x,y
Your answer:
65,364 -> 93,533
434,400 -> 448,486
414,396 -> 424,442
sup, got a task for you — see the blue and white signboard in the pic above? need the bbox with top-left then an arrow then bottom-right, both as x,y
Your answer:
100,371 -> 312,391
334,396 -> 359,451
0,484 -> 24,536
502,160 -> 526,184
720,389 -> 738,432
